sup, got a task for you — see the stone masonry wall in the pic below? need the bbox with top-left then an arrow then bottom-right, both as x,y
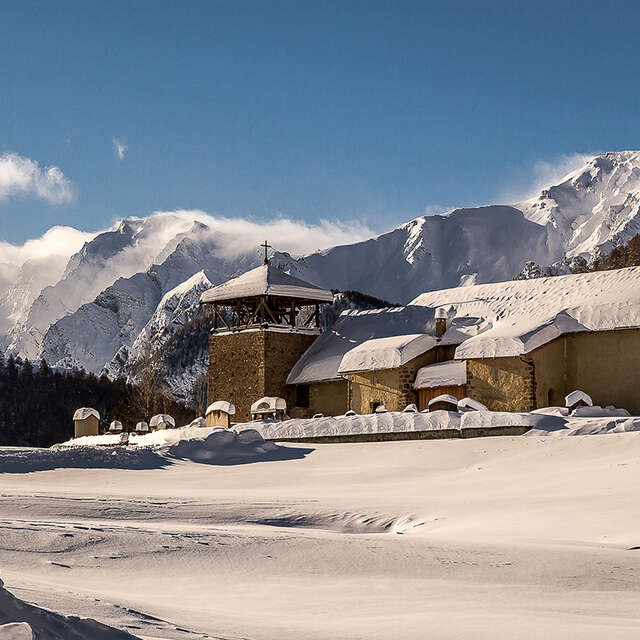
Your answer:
209,329 -> 317,423
466,357 -> 536,412
264,330 -> 318,417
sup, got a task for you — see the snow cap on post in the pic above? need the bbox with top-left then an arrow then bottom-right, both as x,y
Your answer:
109,420 -> 123,432
457,397 -> 488,412
206,401 -> 236,416
149,414 -> 176,429
565,390 -> 593,410
250,397 -> 287,414
73,408 -> 100,421
428,394 -> 459,412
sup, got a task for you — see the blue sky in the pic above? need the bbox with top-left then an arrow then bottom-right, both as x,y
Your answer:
2,0 -> 640,246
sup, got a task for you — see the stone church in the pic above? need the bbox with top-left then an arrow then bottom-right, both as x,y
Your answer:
201,258 -> 640,421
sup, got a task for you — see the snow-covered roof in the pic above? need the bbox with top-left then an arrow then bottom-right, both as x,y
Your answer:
206,401 -> 236,416
287,305 -> 471,385
250,397 -> 287,413
413,360 -> 467,390
109,420 -> 123,431
428,394 -> 459,407
149,414 -> 176,428
565,390 -> 593,408
411,266 -> 640,359
73,407 -> 100,421
458,397 -> 487,411
200,264 -> 333,304
136,421 -> 149,431
338,334 -> 436,373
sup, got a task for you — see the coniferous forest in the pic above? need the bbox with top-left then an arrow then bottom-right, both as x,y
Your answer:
0,355 -> 195,447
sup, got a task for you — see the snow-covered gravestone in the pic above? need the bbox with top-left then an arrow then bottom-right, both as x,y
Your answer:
205,401 -> 236,428
565,390 -> 593,414
250,397 -> 287,421
72,408 -> 100,438
135,421 -> 150,434
149,414 -> 176,430
428,394 -> 459,412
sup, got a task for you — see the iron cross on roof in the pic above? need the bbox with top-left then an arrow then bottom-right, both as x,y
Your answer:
261,240 -> 272,265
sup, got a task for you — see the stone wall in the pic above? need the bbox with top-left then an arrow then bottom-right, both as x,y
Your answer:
466,327 -> 640,414
208,329 -> 317,422
309,380 -> 348,416
533,328 -> 640,414
466,357 -> 535,412
345,344 -> 457,414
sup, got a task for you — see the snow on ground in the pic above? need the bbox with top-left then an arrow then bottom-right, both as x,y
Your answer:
0,577 -> 137,639
2,424 -> 640,638
0,427 -> 307,473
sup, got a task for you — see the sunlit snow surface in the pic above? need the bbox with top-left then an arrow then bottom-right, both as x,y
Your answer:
2,417 -> 640,638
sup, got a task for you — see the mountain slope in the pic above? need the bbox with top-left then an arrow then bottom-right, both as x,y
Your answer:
274,205 -> 562,302
7,150 -> 640,393
517,151 -> 640,258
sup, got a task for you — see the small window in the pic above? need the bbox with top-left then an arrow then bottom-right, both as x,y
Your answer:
296,385 -> 310,408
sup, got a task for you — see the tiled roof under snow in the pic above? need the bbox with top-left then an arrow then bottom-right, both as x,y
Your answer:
411,266 -> 640,359
201,264 -> 333,303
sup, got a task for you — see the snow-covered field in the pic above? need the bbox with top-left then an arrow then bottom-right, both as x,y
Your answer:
2,424 -> 640,639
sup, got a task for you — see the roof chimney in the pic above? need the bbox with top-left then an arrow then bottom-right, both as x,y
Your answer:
435,307 -> 447,339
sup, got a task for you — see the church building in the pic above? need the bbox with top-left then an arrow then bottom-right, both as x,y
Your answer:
201,252 -> 640,422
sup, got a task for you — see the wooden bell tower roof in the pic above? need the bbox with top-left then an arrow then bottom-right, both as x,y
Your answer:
200,263 -> 333,306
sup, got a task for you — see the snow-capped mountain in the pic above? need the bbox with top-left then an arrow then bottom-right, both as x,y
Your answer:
5,150 -> 640,402
272,205 -> 563,302
517,151 -> 640,258
103,270 -> 213,383
5,215 -> 196,359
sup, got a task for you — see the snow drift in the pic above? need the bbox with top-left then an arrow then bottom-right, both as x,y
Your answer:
0,427 -> 308,473
0,577 -> 139,639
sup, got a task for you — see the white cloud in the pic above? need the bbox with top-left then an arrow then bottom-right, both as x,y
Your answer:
0,225 -> 96,268
113,139 -> 127,160
0,153 -> 74,205
143,209 -> 376,258
498,152 -> 597,204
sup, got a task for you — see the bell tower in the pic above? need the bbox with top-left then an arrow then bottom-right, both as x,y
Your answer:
200,244 -> 333,422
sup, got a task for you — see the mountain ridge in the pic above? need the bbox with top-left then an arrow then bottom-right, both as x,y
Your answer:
4,150 -> 640,401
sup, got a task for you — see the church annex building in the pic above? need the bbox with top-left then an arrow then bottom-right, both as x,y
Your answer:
200,261 -> 640,421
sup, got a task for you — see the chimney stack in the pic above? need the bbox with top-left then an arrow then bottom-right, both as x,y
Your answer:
435,307 -> 447,339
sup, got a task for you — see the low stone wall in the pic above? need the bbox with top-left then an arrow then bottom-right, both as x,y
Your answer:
266,425 -> 529,444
